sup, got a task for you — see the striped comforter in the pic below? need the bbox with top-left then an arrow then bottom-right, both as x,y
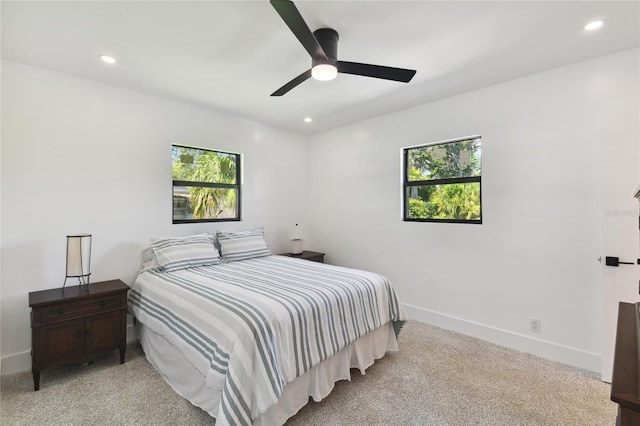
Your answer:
128,255 -> 407,425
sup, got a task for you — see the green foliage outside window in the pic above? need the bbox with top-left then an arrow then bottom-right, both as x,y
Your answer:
404,137 -> 482,223
171,145 -> 240,222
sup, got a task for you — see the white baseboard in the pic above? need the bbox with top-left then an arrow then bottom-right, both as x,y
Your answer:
404,303 -> 601,374
4,310 -> 599,376
0,350 -> 31,376
1,324 -> 139,376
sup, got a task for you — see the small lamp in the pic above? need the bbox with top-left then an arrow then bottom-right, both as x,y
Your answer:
289,224 -> 303,254
64,234 -> 92,288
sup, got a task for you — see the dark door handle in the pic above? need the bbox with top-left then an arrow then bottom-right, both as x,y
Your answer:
605,256 -> 639,267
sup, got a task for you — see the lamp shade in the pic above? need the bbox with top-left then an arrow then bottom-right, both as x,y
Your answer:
65,234 -> 92,285
289,223 -> 303,240
289,224 -> 303,254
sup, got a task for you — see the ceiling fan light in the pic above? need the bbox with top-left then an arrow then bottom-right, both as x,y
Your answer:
312,64 -> 337,81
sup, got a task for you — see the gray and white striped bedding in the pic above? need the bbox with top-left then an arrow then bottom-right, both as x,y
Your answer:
128,255 -> 407,426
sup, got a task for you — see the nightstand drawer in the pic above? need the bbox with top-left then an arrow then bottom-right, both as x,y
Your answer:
35,295 -> 124,325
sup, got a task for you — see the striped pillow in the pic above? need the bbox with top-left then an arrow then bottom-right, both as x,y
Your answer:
217,227 -> 272,262
151,234 -> 223,271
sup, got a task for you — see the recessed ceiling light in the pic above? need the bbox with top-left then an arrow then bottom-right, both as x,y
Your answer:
304,117 -> 312,123
99,55 -> 116,64
584,20 -> 604,31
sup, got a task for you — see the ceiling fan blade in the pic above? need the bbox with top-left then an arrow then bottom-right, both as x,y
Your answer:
270,0 -> 328,61
271,69 -> 312,96
337,61 -> 416,83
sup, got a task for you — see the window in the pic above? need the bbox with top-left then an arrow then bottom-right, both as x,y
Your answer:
172,144 -> 241,223
403,136 -> 482,223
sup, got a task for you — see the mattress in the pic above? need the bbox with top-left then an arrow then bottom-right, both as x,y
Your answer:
137,320 -> 397,425
128,255 -> 407,425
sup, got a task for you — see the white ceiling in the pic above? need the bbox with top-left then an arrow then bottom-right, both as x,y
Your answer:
2,1 -> 638,134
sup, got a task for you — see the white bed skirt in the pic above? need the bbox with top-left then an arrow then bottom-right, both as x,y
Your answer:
137,321 -> 398,425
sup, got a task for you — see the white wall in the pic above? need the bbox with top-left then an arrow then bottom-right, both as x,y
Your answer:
0,60 -> 309,373
2,49 -> 637,376
307,49 -> 639,372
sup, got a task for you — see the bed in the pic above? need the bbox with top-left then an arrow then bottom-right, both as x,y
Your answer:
128,231 -> 408,425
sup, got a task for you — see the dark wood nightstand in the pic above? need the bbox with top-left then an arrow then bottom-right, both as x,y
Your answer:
280,250 -> 325,263
28,279 -> 129,391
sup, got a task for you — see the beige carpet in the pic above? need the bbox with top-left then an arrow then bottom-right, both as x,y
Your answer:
0,321 -> 617,425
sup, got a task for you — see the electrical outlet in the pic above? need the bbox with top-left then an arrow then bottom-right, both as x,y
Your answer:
530,318 -> 541,333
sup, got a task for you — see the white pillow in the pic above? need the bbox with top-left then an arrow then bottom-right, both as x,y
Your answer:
216,227 -> 271,262
151,233 -> 223,271
139,245 -> 162,273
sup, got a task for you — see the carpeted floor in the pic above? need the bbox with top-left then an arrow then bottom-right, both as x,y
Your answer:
0,321 -> 617,425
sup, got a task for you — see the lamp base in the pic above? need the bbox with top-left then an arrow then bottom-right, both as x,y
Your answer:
290,239 -> 303,255
63,274 -> 91,289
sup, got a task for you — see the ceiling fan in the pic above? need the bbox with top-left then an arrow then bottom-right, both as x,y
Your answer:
270,0 -> 417,96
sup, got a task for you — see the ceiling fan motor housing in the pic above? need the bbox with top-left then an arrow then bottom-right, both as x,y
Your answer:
312,28 -> 339,67
270,0 -> 416,96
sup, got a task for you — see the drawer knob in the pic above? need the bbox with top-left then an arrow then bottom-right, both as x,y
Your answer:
76,331 -> 82,338
101,301 -> 106,307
